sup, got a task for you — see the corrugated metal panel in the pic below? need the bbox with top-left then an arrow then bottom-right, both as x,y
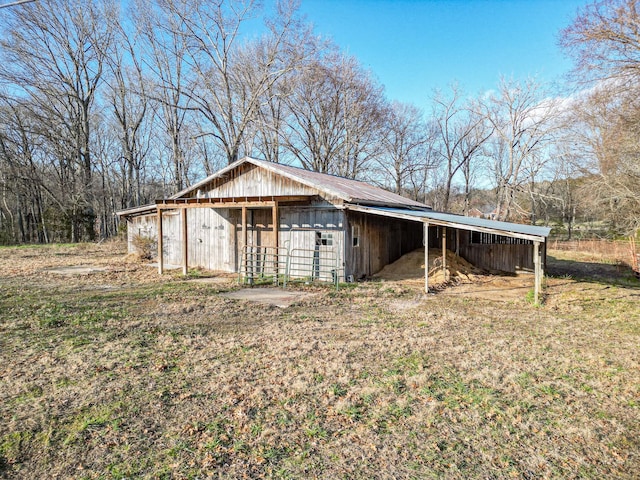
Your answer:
171,157 -> 429,208
347,206 -> 551,241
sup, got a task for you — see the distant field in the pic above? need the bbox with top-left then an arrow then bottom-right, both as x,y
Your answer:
1,242 -> 638,479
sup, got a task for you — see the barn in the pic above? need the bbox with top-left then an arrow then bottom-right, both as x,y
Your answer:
117,156 -> 551,300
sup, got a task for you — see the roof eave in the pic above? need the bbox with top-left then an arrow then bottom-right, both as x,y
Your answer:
116,204 -> 157,218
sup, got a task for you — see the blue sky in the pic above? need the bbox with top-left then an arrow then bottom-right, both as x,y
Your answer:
300,0 -> 589,105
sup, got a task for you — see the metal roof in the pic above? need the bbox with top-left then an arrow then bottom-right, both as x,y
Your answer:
115,203 -> 157,218
347,205 -> 551,242
171,157 -> 430,208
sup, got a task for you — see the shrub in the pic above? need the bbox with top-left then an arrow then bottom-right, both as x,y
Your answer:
132,234 -> 156,260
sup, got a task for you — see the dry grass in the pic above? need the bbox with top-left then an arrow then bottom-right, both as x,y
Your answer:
0,241 -> 638,479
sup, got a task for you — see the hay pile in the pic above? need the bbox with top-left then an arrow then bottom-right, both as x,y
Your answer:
373,248 -> 482,284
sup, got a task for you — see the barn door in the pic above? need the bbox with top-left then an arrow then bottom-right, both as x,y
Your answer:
248,209 -> 275,248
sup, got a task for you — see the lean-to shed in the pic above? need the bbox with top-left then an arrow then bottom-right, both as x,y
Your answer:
117,156 -> 550,299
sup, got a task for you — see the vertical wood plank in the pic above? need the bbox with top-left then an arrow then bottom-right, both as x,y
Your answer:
181,208 -> 188,276
157,209 -> 164,275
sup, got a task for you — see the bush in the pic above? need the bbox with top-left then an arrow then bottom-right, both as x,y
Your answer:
132,234 -> 156,260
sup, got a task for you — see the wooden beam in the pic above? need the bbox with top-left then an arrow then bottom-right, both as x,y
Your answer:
181,208 -> 188,276
157,209 -> 164,275
424,222 -> 429,293
155,195 -> 310,210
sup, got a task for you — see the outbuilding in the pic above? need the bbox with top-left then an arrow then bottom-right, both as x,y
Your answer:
117,156 -> 550,301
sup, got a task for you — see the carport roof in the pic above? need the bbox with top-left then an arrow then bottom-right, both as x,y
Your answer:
346,205 -> 551,242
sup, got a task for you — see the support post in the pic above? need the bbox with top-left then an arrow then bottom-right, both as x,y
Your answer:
442,226 -> 448,281
424,222 -> 429,293
241,206 -> 248,277
157,208 -> 164,275
242,206 -> 248,249
534,241 -> 541,305
181,208 -> 188,276
272,201 -> 279,277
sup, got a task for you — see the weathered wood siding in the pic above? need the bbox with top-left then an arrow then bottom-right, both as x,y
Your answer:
279,206 -> 345,278
345,211 -> 423,279
458,230 -> 534,273
201,163 -> 327,199
187,208 -> 237,271
127,214 -> 157,255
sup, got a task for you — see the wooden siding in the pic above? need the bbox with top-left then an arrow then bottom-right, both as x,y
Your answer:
187,208 -> 237,271
128,215 -> 157,254
200,163 -> 328,200
458,230 -> 534,273
345,211 -> 423,279
279,206 -> 345,278
128,205 -> 346,275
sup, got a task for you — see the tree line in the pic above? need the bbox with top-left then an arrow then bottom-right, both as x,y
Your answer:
0,0 -> 638,244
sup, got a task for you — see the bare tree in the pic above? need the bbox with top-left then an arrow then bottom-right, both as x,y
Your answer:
156,0 -> 312,165
283,52 -> 386,178
560,0 -> 640,86
133,0 -> 197,190
0,0 -> 114,241
376,102 -> 431,196
430,85 -> 493,212
561,0 -> 640,233
104,3 -> 154,209
478,77 -> 558,221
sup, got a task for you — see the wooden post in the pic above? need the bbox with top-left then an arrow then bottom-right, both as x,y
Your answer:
442,226 -> 448,281
157,208 -> 164,275
241,206 -> 247,275
181,208 -> 188,276
424,222 -> 429,293
272,201 -> 279,276
241,206 -> 248,251
534,241 -> 540,305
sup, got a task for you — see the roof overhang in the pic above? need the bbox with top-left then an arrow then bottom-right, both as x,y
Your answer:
346,205 -> 551,243
115,204 -> 157,219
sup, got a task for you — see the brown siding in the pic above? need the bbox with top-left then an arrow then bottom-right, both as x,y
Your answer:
458,230 -> 534,273
345,211 -> 422,279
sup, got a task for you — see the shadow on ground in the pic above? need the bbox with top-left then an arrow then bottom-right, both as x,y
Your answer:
547,255 -> 639,287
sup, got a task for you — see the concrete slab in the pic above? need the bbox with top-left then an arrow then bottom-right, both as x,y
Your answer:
44,265 -> 108,275
220,287 -> 315,308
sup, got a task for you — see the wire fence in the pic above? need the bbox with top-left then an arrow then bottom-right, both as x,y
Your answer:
549,238 -> 637,269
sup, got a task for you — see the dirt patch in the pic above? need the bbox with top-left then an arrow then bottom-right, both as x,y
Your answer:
220,287 -> 316,308
441,272 -> 534,301
44,265 -> 109,275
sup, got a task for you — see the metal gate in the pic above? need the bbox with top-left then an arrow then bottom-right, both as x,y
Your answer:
238,245 -> 288,286
238,245 -> 343,289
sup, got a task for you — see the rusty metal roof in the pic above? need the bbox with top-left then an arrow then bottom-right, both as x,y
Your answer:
171,157 -> 430,208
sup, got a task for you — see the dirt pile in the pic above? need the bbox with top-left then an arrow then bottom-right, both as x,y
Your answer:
373,248 -> 482,284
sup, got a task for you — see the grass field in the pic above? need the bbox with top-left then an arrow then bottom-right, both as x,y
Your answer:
0,242 -> 638,479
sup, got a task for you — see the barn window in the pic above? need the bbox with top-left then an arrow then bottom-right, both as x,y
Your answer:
352,225 -> 360,247
320,232 -> 333,246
